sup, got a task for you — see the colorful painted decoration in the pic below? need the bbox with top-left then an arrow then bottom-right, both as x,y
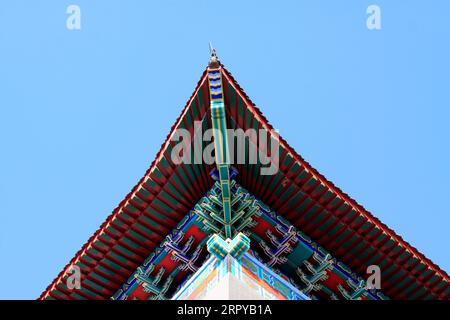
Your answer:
164,233 -> 202,272
207,233 -> 250,260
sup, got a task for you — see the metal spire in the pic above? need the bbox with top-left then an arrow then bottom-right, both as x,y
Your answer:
208,42 -> 219,67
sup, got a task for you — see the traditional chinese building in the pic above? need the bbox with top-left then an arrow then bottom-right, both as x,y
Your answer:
40,52 -> 450,300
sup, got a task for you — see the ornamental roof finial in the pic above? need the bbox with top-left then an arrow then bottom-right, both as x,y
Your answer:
208,42 -> 220,67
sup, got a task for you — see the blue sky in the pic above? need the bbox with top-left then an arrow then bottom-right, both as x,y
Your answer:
0,1 -> 449,299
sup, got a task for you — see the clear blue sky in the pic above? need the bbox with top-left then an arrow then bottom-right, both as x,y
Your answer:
0,1 -> 449,299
